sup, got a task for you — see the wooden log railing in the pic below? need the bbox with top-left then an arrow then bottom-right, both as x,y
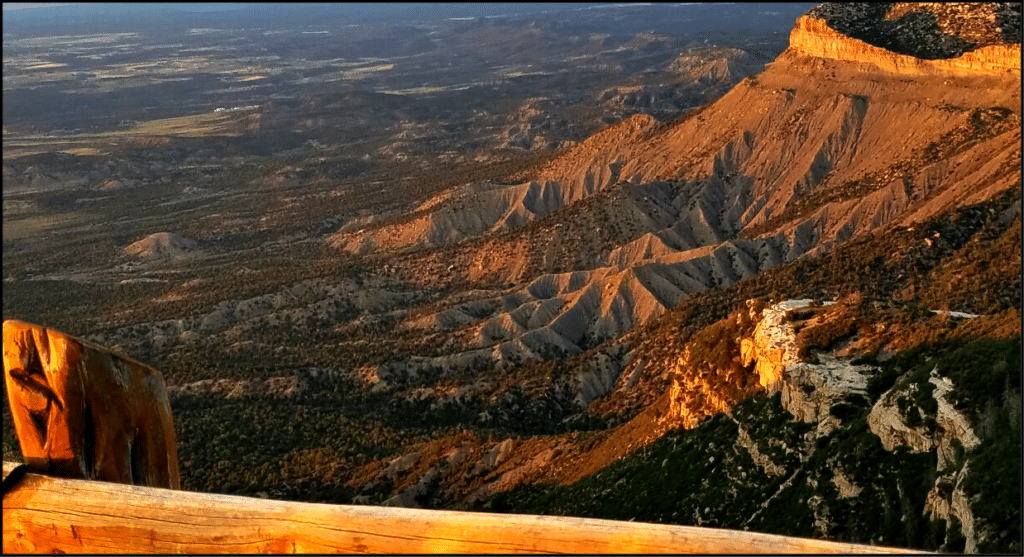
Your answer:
3,462 -> 924,554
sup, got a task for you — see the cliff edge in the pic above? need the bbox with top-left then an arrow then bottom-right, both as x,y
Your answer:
788,3 -> 1021,76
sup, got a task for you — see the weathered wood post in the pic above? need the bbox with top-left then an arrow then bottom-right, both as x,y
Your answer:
3,320 -> 179,488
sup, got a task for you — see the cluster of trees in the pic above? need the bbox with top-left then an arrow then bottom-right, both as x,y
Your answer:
486,376 -> 994,551
170,393 -> 433,501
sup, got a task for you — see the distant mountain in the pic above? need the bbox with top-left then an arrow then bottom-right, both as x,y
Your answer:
1,3 -> 619,31
2,3 -> 816,35
326,1 -> 1019,385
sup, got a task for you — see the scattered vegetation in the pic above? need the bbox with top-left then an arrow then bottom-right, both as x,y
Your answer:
2,4 -> 1019,552
172,393 -> 433,501
485,390 -> 948,549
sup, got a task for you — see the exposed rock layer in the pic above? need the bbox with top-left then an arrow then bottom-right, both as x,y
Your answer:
790,15 -> 1021,75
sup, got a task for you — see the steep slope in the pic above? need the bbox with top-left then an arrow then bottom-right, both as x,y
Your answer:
531,21 -> 1019,233
332,294 -> 1019,552
484,303 -> 1020,553
324,2 -> 1020,387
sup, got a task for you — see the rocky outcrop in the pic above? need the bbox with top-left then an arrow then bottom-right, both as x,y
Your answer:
123,232 -> 199,260
950,464 -> 979,554
733,421 -> 785,477
662,346 -> 738,430
867,367 -> 981,467
741,299 -> 824,392
660,298 -> 867,433
3,320 -> 179,489
700,297 -> 995,551
929,370 -> 982,469
781,354 -> 872,435
789,14 -> 1021,76
868,364 -> 983,552
831,466 -> 863,499
866,388 -> 935,453
658,300 -> 768,431
739,299 -> 873,434
925,463 -> 979,553
742,298 -> 983,466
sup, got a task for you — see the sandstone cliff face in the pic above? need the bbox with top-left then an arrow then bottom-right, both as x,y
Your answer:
657,300 -> 766,431
928,371 -> 982,469
738,298 -> 984,464
737,299 -> 873,434
661,345 -> 738,430
780,354 -> 871,435
925,463 -> 979,553
716,299 -> 998,551
661,298 -> 869,432
806,2 -> 1021,59
789,15 -> 1021,76
866,386 -> 934,453
741,299 -> 808,392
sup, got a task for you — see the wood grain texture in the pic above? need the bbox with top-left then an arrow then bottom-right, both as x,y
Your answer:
2,463 -> 925,554
3,320 -> 179,489
2,461 -> 18,483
